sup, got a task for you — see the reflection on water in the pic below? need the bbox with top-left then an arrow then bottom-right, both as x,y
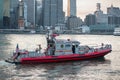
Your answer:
0,34 -> 120,80
0,59 -> 115,80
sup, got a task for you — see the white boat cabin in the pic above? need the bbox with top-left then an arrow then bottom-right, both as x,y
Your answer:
48,39 -> 80,56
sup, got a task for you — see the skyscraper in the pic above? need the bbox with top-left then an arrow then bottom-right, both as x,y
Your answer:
42,0 -> 64,28
10,0 -> 19,29
67,0 -> 76,16
24,0 -> 36,27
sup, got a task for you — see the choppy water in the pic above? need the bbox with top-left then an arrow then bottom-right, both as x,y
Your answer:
0,34 -> 120,80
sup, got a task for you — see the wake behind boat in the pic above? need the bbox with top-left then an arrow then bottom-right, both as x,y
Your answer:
5,29 -> 112,64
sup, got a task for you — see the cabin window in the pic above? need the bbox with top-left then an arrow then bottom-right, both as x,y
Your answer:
76,45 -> 78,48
65,44 -> 71,47
50,44 -> 53,47
61,44 -> 64,48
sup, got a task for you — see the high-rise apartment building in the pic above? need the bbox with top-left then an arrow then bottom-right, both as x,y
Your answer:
42,0 -> 65,28
67,0 -> 76,16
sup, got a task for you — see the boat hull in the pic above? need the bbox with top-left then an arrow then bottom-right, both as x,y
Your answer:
19,49 -> 111,64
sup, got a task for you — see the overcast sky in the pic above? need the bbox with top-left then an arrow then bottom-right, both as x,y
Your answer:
63,0 -> 120,20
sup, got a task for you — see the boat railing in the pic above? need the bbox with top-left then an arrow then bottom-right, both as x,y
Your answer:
79,44 -> 112,54
12,50 -> 45,60
93,44 -> 112,52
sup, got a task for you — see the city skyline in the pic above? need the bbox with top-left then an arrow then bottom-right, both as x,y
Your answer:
63,0 -> 120,20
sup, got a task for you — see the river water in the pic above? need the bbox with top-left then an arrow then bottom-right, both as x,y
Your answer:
0,34 -> 120,80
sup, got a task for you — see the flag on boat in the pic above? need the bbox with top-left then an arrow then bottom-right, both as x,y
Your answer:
16,44 -> 19,53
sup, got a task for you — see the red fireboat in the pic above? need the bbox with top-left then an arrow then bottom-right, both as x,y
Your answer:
5,29 -> 112,64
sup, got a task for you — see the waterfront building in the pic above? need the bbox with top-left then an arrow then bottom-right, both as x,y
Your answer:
10,0 -> 19,29
24,2 -> 28,27
0,0 -> 10,29
10,0 -> 19,8
90,24 -> 114,33
18,0 -> 25,30
86,3 -> 116,33
74,25 -> 90,34
3,0 -> 10,29
24,0 -> 36,28
42,0 -> 65,28
36,1 -> 42,26
67,16 -> 83,30
81,25 -> 90,33
10,0 -> 37,29
55,23 -> 66,33
107,5 -> 120,17
67,0 -> 76,16
108,15 -> 120,26
107,5 -> 120,26
66,0 -> 83,30
84,14 -> 96,26
94,3 -> 108,24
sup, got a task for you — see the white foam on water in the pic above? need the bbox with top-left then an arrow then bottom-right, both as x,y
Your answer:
0,60 -> 10,66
